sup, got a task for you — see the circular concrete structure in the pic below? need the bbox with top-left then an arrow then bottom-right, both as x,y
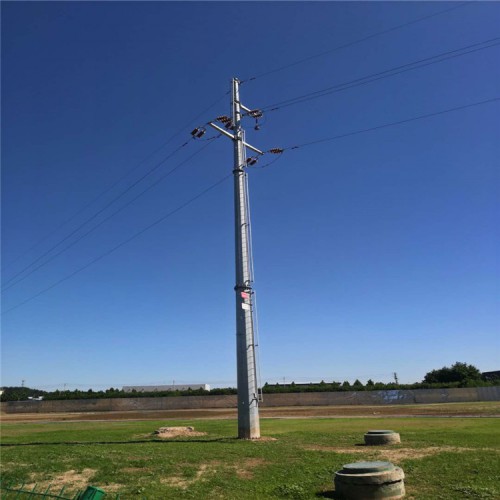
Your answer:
364,430 -> 401,445
334,461 -> 405,499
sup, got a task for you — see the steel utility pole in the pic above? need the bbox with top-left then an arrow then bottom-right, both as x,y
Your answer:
208,78 -> 263,439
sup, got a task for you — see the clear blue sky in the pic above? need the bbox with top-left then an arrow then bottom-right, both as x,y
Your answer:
2,1 -> 499,390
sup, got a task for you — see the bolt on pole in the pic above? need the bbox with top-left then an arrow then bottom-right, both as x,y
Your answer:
232,77 -> 260,439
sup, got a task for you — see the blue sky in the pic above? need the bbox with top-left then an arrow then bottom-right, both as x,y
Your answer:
2,1 -> 499,390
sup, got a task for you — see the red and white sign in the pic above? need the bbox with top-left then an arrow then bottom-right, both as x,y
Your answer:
241,291 -> 250,300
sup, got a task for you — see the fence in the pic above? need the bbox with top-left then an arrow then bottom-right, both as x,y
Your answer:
0,484 -> 107,499
2,386 -> 498,414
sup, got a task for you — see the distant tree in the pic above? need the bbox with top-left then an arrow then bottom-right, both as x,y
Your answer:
351,379 -> 364,391
0,386 -> 47,402
366,379 -> 375,387
341,381 -> 351,390
423,362 -> 481,384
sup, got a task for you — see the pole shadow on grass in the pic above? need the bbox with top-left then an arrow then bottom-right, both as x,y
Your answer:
0,437 -> 239,447
315,490 -> 338,499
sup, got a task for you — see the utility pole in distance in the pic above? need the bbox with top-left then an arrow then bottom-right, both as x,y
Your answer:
208,78 -> 263,439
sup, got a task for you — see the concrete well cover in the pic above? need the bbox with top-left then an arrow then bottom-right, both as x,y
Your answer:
342,461 -> 395,474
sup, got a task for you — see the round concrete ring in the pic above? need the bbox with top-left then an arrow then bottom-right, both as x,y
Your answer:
364,430 -> 401,445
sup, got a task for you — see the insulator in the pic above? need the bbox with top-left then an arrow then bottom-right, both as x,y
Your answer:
224,121 -> 233,130
249,109 -> 263,118
246,157 -> 258,166
269,148 -> 284,154
196,129 -> 206,138
191,128 -> 199,136
217,115 -> 231,123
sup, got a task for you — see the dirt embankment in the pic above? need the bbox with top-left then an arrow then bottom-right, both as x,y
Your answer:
1,402 -> 498,423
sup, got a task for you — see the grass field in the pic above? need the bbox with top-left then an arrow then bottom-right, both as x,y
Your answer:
1,406 -> 499,499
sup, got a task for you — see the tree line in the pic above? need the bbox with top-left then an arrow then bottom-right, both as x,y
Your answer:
1,362 -> 497,401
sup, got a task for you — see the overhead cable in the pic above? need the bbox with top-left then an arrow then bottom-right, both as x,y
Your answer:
2,137 -> 221,292
3,91 -> 230,272
242,2 -> 471,83
2,141 -> 192,289
282,97 -> 500,151
4,96 -> 497,312
257,37 -> 500,113
247,154 -> 284,170
1,173 -> 232,315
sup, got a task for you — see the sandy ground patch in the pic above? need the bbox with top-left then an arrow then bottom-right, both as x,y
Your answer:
23,468 -> 96,493
303,445 -> 499,462
154,426 -> 207,438
2,402 -> 498,423
161,462 -> 215,489
2,462 -> 30,469
98,483 -> 124,492
161,458 -> 268,489
233,458 -> 267,479
23,469 -> 125,495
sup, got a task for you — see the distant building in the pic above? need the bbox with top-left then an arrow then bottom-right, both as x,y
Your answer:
122,384 -> 210,393
482,371 -> 500,381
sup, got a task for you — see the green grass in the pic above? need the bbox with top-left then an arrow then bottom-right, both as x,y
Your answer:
1,417 -> 499,499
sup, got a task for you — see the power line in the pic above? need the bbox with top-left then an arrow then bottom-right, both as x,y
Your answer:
4,99 -> 497,312
257,37 -> 500,113
242,2 -> 471,83
250,97 -> 499,162
247,154 -> 284,171
2,137 -> 220,292
6,38 -> 490,282
2,141 -> 192,289
1,173 -> 232,316
2,91 -> 229,271
281,97 -> 500,151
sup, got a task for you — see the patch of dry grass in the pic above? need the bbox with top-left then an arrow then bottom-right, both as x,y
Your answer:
22,469 -> 96,494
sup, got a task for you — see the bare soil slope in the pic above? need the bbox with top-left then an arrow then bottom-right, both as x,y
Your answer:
2,401 -> 498,422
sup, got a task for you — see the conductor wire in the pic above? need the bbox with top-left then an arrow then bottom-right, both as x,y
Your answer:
2,172 -> 232,315
282,97 -> 500,151
241,2 -> 471,83
2,137 -> 221,292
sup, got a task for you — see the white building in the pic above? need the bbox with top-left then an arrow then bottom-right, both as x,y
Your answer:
122,384 -> 210,393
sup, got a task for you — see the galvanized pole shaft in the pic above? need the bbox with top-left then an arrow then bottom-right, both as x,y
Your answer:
232,77 -> 260,439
